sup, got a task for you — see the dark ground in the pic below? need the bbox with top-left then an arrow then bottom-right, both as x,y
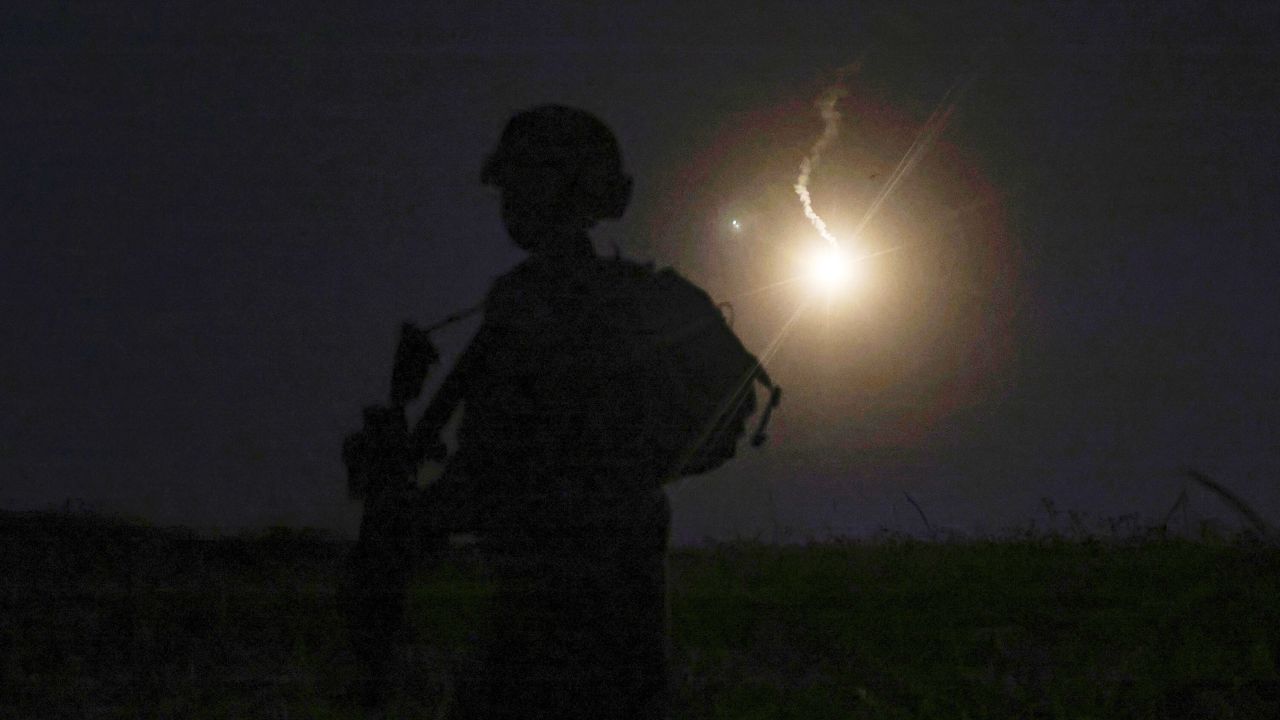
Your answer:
3,507 -> 1278,718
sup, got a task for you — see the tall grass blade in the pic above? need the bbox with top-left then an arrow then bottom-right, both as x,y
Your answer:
903,491 -> 935,539
1160,487 -> 1188,532
1187,469 -> 1272,538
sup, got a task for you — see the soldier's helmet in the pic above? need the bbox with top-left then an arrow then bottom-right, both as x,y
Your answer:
481,105 -> 632,221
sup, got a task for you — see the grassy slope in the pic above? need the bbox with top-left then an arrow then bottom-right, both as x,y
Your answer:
2,510 -> 1277,719
669,538 -> 1279,719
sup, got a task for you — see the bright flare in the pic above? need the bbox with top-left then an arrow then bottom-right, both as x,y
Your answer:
805,243 -> 860,295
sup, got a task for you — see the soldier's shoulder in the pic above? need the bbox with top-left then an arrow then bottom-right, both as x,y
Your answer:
590,255 -> 705,297
473,272 -> 528,339
481,254 -> 715,326
595,258 -> 714,313
482,261 -> 544,313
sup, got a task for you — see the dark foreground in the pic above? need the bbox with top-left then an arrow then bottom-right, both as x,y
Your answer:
2,509 -> 1277,719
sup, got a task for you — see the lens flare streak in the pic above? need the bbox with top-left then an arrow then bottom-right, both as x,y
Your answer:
757,294 -> 814,368
724,275 -> 808,302
852,76 -> 971,238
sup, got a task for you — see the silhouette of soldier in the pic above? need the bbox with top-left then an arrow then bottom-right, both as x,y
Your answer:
409,105 -> 671,719
342,104 -> 777,717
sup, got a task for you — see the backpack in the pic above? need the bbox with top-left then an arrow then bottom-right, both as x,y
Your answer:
585,259 -> 782,480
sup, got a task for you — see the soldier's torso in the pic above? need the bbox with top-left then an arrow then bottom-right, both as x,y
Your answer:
452,255 -> 668,536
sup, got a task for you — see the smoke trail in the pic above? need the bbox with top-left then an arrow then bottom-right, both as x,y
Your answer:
793,86 -> 847,247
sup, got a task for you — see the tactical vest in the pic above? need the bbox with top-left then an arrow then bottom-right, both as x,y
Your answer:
454,254 -> 776,492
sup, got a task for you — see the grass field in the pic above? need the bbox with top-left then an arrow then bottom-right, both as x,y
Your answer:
2,508 -> 1277,719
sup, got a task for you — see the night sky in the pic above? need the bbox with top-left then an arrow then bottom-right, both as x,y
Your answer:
3,2 -> 1277,545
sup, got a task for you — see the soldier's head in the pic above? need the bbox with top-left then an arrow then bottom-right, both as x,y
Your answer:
481,105 -> 632,254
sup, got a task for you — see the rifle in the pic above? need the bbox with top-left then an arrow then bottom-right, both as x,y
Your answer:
339,310 -> 477,708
